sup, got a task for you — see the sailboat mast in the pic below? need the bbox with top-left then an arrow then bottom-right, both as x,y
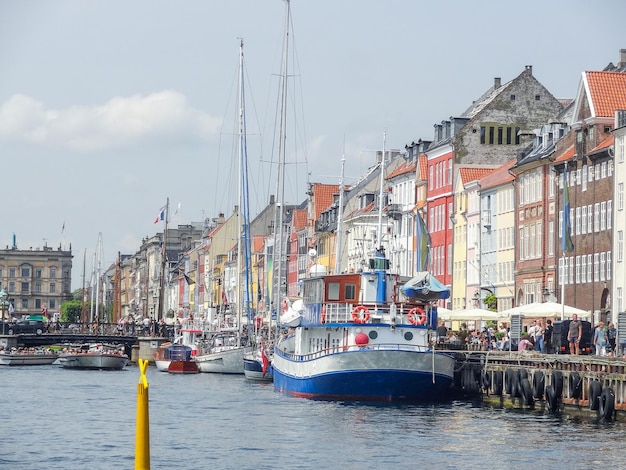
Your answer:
158,197 -> 169,321
81,248 -> 86,323
236,38 -> 254,342
334,151 -> 346,274
274,0 -> 290,320
376,130 -> 387,253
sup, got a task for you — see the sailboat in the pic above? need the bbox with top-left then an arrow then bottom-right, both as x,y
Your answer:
195,39 -> 252,375
271,122 -> 455,401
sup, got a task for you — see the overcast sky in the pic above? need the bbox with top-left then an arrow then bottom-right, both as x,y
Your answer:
0,0 -> 624,290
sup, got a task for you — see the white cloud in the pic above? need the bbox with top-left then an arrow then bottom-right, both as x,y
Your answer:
0,91 -> 222,151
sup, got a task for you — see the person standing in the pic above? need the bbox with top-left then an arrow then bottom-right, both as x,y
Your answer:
535,320 -> 545,353
544,319 -> 553,354
568,314 -> 583,355
607,322 -> 617,356
593,321 -> 608,356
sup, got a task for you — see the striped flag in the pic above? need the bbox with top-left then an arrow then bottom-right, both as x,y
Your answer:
154,206 -> 166,224
415,210 -> 431,272
562,167 -> 574,252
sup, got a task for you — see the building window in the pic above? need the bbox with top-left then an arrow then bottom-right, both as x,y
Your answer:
50,268 -> 56,279
535,95 -> 541,101
619,183 -> 624,211
21,282 -> 29,293
8,282 -> 14,292
9,268 -> 15,277
49,300 -> 56,309
36,268 -> 42,278
21,267 -> 30,277
511,94 -> 516,101
21,299 -> 28,309
35,282 -> 42,293
619,231 -> 624,262
50,283 -> 56,293
35,299 -> 41,309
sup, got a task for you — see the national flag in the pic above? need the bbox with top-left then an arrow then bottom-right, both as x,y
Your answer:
61,221 -> 65,234
415,210 -> 431,272
562,167 -> 574,252
174,202 -> 181,216
154,206 -> 166,224
222,290 -> 229,305
261,343 -> 269,376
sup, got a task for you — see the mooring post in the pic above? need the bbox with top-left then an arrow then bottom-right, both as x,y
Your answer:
135,358 -> 150,469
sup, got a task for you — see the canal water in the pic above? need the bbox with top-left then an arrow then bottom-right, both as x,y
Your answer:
2,364 -> 625,469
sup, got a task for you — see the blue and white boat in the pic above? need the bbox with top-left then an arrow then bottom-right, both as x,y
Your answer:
272,253 -> 455,402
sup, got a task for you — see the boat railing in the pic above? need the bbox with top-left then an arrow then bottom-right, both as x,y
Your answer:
321,303 -> 426,324
277,342 -> 432,361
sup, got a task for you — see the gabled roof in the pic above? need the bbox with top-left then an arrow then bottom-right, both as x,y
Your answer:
478,160 -> 516,190
253,235 -> 265,253
310,183 -> 339,219
386,160 -> 416,179
417,154 -> 428,181
459,167 -> 496,186
584,71 -> 626,118
589,134 -> 614,154
291,208 -> 307,231
553,144 -> 575,164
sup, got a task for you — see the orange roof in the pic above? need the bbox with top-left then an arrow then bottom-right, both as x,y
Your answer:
552,144 -> 575,164
311,183 -> 339,219
292,208 -> 307,231
253,235 -> 265,253
459,167 -> 495,185
585,71 -> 626,117
386,161 -> 416,179
589,134 -> 614,153
478,160 -> 516,190
418,154 -> 428,181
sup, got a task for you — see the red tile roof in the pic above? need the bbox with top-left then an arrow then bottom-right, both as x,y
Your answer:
418,154 -> 428,181
311,183 -> 339,219
585,71 -> 626,117
292,208 -> 307,231
478,160 -> 516,190
589,134 -> 614,153
386,161 -> 416,179
553,144 -> 575,164
459,167 -> 496,185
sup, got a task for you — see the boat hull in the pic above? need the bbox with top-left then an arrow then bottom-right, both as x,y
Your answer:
196,347 -> 247,374
0,353 -> 58,366
59,353 -> 128,371
272,349 -> 454,402
168,360 -> 199,374
243,354 -> 273,382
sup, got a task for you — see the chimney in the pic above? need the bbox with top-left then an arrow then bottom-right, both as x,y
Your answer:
525,65 -> 533,75
269,194 -> 275,205
619,49 -> 626,68
494,77 -> 501,89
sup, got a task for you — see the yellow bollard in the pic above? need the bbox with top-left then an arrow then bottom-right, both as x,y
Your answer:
135,358 -> 150,469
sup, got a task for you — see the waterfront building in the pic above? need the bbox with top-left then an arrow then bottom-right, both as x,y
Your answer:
0,242 -> 73,319
426,66 -> 564,308
612,110 -> 626,319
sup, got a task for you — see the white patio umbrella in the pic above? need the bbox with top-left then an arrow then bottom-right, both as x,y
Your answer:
438,307 -> 505,322
500,301 -> 590,320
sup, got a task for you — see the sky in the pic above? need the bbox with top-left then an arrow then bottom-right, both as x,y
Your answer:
0,0 -> 624,290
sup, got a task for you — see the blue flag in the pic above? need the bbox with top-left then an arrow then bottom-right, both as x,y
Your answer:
562,167 -> 574,252
415,211 -> 431,272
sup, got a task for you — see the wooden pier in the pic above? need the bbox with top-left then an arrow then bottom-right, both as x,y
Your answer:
451,350 -> 626,420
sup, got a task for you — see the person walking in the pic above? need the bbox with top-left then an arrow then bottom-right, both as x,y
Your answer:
593,321 -> 608,356
568,313 -> 583,355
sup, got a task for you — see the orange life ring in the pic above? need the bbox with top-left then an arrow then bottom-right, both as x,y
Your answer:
351,305 -> 370,323
408,307 -> 426,326
321,305 -> 326,323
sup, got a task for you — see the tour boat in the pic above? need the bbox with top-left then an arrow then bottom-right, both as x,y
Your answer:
0,348 -> 58,366
58,344 -> 128,371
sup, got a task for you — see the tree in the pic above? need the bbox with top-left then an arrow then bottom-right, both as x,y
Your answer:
484,293 -> 498,311
60,300 -> 83,323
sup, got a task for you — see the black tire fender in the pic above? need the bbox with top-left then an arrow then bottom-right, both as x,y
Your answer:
569,372 -> 582,399
493,370 -> 504,396
598,387 -> 615,421
552,370 -> 564,398
545,384 -> 559,413
505,368 -> 515,395
532,370 -> 545,399
519,377 -> 534,406
589,380 -> 602,411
